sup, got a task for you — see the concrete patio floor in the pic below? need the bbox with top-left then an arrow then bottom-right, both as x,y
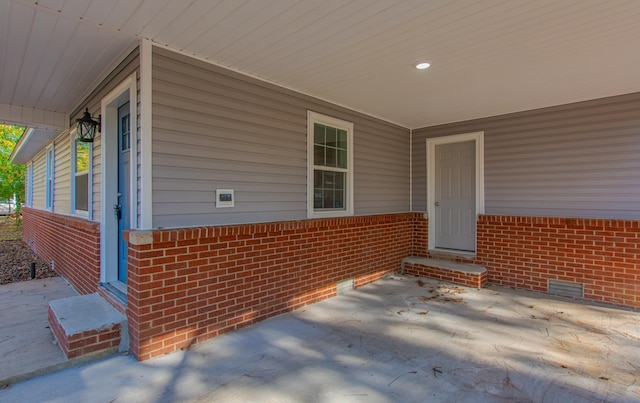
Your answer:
1,274 -> 639,402
0,277 -> 79,385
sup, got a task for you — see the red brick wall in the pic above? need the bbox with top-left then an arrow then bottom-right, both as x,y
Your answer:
412,213 -> 428,256
125,213 -> 414,360
22,207 -> 100,295
48,307 -> 121,359
22,206 -> 639,361
476,215 -> 639,309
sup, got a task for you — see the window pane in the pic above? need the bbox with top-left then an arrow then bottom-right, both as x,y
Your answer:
314,144 -> 325,166
325,147 -> 337,167
335,171 -> 344,189
314,170 -> 322,208
313,169 -> 345,209
326,171 -> 336,186
75,173 -> 88,211
314,123 -> 325,145
322,190 -> 334,208
326,126 -> 337,147
334,190 -> 344,209
337,149 -> 347,169
121,114 -> 131,151
75,141 -> 90,173
338,130 -> 347,149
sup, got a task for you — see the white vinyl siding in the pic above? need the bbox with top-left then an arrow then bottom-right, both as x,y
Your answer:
68,47 -> 140,223
53,135 -> 71,214
412,93 -> 640,219
151,46 -> 409,228
31,149 -> 46,210
26,161 -> 34,207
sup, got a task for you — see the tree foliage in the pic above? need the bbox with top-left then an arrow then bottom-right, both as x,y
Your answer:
0,125 -> 26,203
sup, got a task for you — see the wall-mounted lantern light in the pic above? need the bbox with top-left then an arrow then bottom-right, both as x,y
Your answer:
76,108 -> 100,143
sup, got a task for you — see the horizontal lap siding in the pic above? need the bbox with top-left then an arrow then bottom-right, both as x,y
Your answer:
412,93 -> 640,219
32,148 -> 46,210
53,134 -> 70,214
152,47 -> 409,227
71,48 -> 140,224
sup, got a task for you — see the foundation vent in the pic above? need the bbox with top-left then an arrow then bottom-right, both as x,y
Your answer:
548,279 -> 584,298
337,278 -> 354,295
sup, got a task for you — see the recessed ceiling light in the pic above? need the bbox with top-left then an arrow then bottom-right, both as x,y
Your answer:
415,61 -> 431,70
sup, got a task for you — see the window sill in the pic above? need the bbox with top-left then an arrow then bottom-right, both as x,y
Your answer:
308,210 -> 353,220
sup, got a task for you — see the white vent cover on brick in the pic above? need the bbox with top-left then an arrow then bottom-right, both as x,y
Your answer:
548,279 -> 584,298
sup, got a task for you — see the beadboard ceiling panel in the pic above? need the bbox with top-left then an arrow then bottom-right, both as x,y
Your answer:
2,0 -> 640,129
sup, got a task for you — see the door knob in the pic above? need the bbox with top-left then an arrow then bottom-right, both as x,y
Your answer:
434,201 -> 440,206
113,204 -> 122,219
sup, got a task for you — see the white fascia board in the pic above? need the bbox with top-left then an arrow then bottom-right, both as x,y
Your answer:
10,128 -> 62,164
0,103 -> 67,130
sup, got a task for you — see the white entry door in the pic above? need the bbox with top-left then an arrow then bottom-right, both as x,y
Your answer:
434,140 -> 476,251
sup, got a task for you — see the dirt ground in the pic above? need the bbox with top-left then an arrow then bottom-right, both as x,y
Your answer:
0,216 -> 55,285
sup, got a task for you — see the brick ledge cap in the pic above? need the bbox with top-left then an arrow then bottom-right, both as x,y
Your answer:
127,231 -> 154,245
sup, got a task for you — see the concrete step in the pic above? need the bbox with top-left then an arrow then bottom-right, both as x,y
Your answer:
401,256 -> 487,288
48,293 -> 128,360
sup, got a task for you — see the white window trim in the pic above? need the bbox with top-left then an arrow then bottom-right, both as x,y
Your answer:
100,72 -> 137,284
307,111 -> 354,219
70,134 -> 93,219
45,144 -> 55,211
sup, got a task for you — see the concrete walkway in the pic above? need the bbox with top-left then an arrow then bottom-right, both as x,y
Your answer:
1,274 -> 639,402
0,277 -> 78,385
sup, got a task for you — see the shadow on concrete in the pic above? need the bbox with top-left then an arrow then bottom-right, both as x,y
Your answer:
1,274 -> 639,402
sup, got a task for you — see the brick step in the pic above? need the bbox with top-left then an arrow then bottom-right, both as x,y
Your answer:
401,256 -> 487,288
48,293 -> 128,359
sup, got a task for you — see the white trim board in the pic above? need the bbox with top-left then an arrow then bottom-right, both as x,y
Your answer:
99,73 -> 138,284
139,39 -> 153,229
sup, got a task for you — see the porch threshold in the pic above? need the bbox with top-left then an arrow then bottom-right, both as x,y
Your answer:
98,282 -> 127,314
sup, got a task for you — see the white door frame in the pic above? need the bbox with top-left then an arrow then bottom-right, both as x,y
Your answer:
99,73 -> 138,284
426,131 -> 485,252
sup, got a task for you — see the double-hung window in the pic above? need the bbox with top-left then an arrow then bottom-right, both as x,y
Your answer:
72,138 -> 91,217
45,145 -> 55,210
307,111 -> 353,218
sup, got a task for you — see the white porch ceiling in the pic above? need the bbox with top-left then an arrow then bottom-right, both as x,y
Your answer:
2,0 -> 640,131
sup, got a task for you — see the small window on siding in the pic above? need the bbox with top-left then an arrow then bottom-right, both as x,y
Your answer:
72,138 -> 91,216
307,111 -> 353,218
45,145 -> 54,211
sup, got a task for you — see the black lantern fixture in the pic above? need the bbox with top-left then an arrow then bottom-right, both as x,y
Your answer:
76,108 -> 100,143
